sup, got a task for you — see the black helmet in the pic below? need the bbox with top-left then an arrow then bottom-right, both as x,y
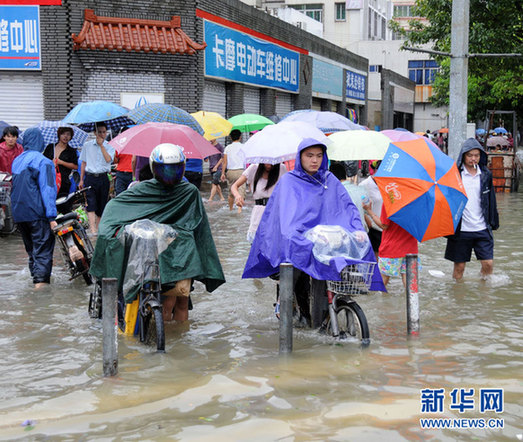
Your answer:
149,143 -> 186,186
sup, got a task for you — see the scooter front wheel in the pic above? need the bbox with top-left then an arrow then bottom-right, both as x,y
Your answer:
141,305 -> 165,353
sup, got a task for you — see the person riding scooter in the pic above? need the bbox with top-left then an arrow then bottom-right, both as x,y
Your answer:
89,143 -> 225,322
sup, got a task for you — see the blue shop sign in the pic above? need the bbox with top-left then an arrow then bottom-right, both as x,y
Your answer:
0,6 -> 40,70
312,58 -> 342,97
204,20 -> 299,93
346,70 -> 366,101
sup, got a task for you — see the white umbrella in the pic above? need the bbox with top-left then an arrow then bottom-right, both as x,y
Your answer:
327,130 -> 391,161
240,121 -> 330,165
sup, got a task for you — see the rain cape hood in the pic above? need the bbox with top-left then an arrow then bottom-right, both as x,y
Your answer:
243,138 -> 385,291
90,179 -> 225,302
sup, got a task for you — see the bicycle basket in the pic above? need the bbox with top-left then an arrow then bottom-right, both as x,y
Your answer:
327,262 -> 376,295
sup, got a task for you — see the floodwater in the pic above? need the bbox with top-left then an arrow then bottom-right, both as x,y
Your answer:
0,190 -> 521,441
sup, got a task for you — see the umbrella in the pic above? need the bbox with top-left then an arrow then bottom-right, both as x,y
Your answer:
373,138 -> 468,242
281,110 -> 364,133
327,130 -> 390,161
108,122 -> 220,159
0,121 -> 10,134
493,127 -> 508,134
190,111 -> 232,140
475,128 -> 486,135
240,121 -> 330,165
381,129 -> 422,142
486,136 -> 510,147
381,129 -> 440,150
19,121 -> 88,149
63,100 -> 129,124
228,113 -> 275,133
127,103 -> 204,135
77,116 -> 135,134
438,128 -> 449,133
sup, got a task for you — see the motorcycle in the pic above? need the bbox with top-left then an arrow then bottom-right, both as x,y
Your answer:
0,172 -> 16,235
53,187 -> 94,285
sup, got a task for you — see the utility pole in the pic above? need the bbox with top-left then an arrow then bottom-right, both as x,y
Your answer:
448,0 -> 470,160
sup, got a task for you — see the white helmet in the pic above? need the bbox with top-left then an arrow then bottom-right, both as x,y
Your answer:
149,143 -> 186,186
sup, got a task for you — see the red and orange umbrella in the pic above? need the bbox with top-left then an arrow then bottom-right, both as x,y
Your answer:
373,138 -> 468,242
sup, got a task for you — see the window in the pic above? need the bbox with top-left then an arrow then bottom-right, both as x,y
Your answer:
335,3 -> 346,21
290,4 -> 323,23
393,5 -> 413,17
369,65 -> 382,72
408,60 -> 440,85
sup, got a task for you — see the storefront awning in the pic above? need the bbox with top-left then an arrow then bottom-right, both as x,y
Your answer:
72,9 -> 206,54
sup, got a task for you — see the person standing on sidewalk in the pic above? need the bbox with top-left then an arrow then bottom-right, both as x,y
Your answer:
221,129 -> 245,212
79,122 -> 115,235
444,138 -> 499,280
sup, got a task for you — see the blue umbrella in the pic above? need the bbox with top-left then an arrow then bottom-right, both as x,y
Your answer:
476,128 -> 486,135
127,103 -> 204,135
19,121 -> 88,149
493,127 -> 507,134
63,100 -> 134,133
0,121 -> 10,134
77,116 -> 135,134
63,100 -> 129,124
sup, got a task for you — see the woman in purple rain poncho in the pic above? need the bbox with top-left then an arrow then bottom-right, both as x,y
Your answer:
242,138 -> 385,293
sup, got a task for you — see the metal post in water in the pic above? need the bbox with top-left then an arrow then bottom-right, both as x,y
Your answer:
405,254 -> 420,336
279,263 -> 294,354
102,278 -> 118,376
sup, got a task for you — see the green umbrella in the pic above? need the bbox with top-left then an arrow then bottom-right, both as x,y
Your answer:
228,113 -> 274,133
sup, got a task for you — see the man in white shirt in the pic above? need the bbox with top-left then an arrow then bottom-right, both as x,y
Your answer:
220,129 -> 246,212
79,123 -> 115,234
445,138 -> 499,280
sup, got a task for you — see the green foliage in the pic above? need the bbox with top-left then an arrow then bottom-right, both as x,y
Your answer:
391,0 -> 523,121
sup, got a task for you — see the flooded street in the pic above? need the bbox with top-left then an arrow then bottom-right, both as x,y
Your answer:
0,189 -> 521,440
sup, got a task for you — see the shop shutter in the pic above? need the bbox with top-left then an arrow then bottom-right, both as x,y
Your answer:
311,98 -> 322,111
203,80 -> 226,116
0,73 -> 44,130
275,91 -> 293,118
243,86 -> 260,114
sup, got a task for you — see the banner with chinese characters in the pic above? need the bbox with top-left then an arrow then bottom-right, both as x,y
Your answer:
346,69 -> 366,101
203,20 -> 299,93
0,5 -> 40,70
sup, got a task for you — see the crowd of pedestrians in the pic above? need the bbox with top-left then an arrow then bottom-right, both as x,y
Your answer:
0,122 -> 500,320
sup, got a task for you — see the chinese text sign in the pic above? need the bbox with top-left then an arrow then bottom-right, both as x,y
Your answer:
204,20 -> 299,93
346,70 -> 366,101
0,5 -> 40,70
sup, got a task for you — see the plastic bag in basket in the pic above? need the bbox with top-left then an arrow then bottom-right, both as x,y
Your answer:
119,219 -> 178,296
305,224 -> 370,265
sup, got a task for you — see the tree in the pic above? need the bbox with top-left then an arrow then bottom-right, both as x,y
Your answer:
391,0 -> 523,124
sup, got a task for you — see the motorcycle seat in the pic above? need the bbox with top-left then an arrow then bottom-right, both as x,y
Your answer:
55,212 -> 79,225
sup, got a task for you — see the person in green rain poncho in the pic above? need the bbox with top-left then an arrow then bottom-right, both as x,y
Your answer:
90,143 -> 225,322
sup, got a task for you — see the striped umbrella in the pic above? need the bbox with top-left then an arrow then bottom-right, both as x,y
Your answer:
20,121 -> 89,148
127,103 -> 204,135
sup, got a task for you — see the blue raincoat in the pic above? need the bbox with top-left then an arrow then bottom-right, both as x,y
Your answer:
243,138 -> 385,291
11,128 -> 57,222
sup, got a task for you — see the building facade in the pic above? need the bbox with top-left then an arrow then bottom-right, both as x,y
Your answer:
0,0 -> 370,130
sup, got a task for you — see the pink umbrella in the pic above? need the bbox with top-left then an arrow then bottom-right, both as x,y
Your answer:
381,129 -> 422,142
381,129 -> 440,150
108,122 -> 220,159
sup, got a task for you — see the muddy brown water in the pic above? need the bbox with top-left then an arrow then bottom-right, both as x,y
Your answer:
0,189 -> 521,440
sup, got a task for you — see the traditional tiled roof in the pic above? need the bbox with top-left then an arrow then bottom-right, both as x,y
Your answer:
71,9 -> 206,55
